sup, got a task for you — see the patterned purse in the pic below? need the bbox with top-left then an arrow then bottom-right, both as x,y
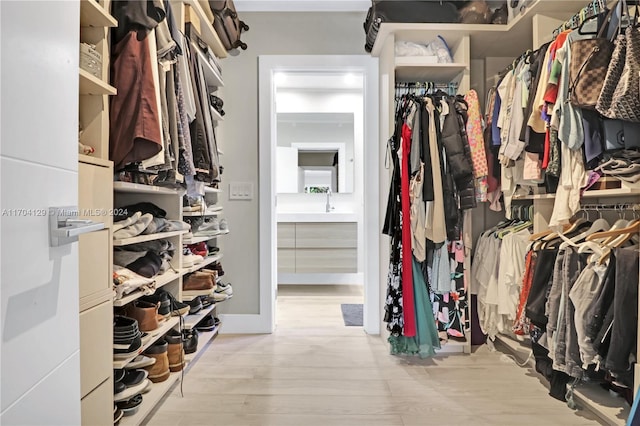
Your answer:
597,24 -> 640,122
569,7 -> 617,109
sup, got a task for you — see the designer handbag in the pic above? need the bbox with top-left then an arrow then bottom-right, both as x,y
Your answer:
568,7 -> 617,109
596,24 -> 640,122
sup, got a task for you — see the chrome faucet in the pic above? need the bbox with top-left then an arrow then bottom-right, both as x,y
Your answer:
326,188 -> 334,213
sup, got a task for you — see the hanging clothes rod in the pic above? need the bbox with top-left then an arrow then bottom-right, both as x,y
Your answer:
552,0 -> 607,38
580,203 -> 640,211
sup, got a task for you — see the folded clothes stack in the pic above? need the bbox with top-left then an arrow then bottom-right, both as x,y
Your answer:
113,267 -> 156,300
596,150 -> 640,183
114,240 -> 175,278
113,202 -> 190,240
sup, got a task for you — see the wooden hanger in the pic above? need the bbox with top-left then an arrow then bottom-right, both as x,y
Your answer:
586,219 -> 640,241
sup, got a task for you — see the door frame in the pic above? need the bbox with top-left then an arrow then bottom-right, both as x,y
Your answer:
258,55 -> 380,333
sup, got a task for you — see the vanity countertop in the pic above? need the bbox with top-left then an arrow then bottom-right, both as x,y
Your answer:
277,212 -> 358,222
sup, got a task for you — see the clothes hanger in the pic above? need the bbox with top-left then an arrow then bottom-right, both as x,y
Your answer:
559,218 -> 608,249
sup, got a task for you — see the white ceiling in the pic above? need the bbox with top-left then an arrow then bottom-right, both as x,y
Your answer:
275,72 -> 364,91
234,0 -> 370,12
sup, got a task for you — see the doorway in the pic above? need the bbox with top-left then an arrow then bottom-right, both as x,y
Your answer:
258,55 -> 379,334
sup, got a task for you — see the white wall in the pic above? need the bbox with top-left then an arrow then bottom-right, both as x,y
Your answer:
217,11 -> 367,315
1,2 -> 82,424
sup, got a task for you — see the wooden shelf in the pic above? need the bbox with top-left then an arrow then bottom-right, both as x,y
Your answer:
113,181 -> 184,195
183,303 -> 217,330
118,371 -> 181,426
182,253 -> 223,274
79,68 -> 117,96
113,317 -> 180,369
183,0 -> 228,59
512,187 -> 640,201
113,269 -> 183,307
183,230 -> 228,245
194,45 -> 224,88
78,154 -> 112,168
395,59 -> 467,83
371,0 -> 585,58
183,207 -> 223,217
80,0 -> 118,27
494,334 -> 629,425
210,105 -> 224,122
113,230 -> 188,247
185,326 -> 219,363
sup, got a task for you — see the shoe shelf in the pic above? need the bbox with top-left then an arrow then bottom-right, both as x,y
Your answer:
113,229 -> 189,247
182,208 -> 223,217
182,293 -> 232,302
182,303 -> 217,330
114,181 -> 184,195
182,253 -> 223,275
80,0 -> 118,28
79,68 -> 117,96
203,186 -> 221,194
183,230 -> 229,245
210,106 -> 224,123
194,45 -> 224,88
185,325 -> 220,363
113,269 -> 182,307
113,316 -> 180,369
117,371 -> 182,426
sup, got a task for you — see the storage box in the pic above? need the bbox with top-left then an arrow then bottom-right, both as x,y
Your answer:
185,5 -> 201,35
80,43 -> 102,78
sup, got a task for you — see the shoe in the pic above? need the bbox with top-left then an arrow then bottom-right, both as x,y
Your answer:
204,204 -> 223,214
209,261 -> 224,277
182,247 -> 203,268
124,355 -> 156,370
194,218 -> 219,236
121,369 -> 148,388
140,290 -> 171,319
212,292 -> 230,302
183,329 -> 199,354
114,381 -> 126,395
164,329 -> 185,372
187,242 -> 208,257
116,394 -> 143,417
124,300 -> 160,332
215,281 -> 233,296
188,297 -> 203,314
195,315 -> 218,332
114,408 -> 124,424
167,294 -> 190,317
200,295 -> 214,308
114,369 -> 126,383
219,218 -> 228,232
114,379 -> 149,402
182,272 -> 215,297
113,316 -> 142,359
144,340 -> 170,383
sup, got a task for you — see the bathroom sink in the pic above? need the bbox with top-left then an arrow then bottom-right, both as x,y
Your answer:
277,212 -> 358,222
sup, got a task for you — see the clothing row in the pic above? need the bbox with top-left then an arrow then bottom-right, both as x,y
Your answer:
382,90 -> 488,357
475,217 -> 640,405
109,0 -> 222,191
485,5 -> 640,229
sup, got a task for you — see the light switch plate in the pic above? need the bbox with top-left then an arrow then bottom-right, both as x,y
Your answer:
229,182 -> 253,200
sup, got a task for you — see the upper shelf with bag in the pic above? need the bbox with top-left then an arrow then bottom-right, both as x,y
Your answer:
367,0 -> 592,58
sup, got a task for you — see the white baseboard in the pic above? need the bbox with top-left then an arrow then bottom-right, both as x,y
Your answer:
218,314 -> 273,334
278,272 -> 364,285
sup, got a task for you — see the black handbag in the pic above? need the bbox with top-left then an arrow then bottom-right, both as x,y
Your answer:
602,118 -> 640,151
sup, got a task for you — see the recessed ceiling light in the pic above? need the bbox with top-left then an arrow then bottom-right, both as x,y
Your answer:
274,72 -> 287,85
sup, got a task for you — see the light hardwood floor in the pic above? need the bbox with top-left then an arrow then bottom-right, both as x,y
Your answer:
145,285 -> 603,425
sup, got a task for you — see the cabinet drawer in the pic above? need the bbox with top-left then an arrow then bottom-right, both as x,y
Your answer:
295,248 -> 357,273
295,223 -> 356,248
80,301 -> 112,398
79,161 -> 113,227
81,376 -> 113,426
277,223 -> 295,248
79,228 -> 112,306
277,248 -> 295,273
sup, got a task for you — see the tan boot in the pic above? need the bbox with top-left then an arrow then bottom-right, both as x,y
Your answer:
144,340 -> 170,383
183,272 -> 215,296
165,329 -> 185,372
125,300 -> 160,332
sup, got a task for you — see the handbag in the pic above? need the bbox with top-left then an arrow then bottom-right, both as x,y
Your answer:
568,6 -> 617,109
596,23 -> 640,122
602,118 -> 640,151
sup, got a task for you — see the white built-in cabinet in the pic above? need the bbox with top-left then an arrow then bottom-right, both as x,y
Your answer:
77,0 -> 230,424
372,1 -> 638,423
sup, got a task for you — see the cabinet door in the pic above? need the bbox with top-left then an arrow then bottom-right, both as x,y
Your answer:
277,248 -> 296,273
79,161 -> 113,227
295,223 -> 356,248
277,223 -> 295,248
79,301 -> 112,398
81,376 -> 113,426
295,248 -> 357,273
79,229 -> 112,308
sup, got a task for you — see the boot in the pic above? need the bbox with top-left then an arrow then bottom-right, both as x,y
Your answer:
165,329 -> 185,372
144,340 -> 170,383
125,300 -> 160,332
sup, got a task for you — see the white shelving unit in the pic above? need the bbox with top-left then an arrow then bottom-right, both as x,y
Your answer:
184,230 -> 229,245
113,269 -> 183,307
113,230 -> 189,247
210,105 -> 224,122
114,181 -> 185,195
183,208 -> 223,217
118,372 -> 182,426
182,253 -> 223,274
183,303 -> 217,330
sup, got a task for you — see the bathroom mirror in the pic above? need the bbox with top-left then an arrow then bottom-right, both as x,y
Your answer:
276,112 -> 355,193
